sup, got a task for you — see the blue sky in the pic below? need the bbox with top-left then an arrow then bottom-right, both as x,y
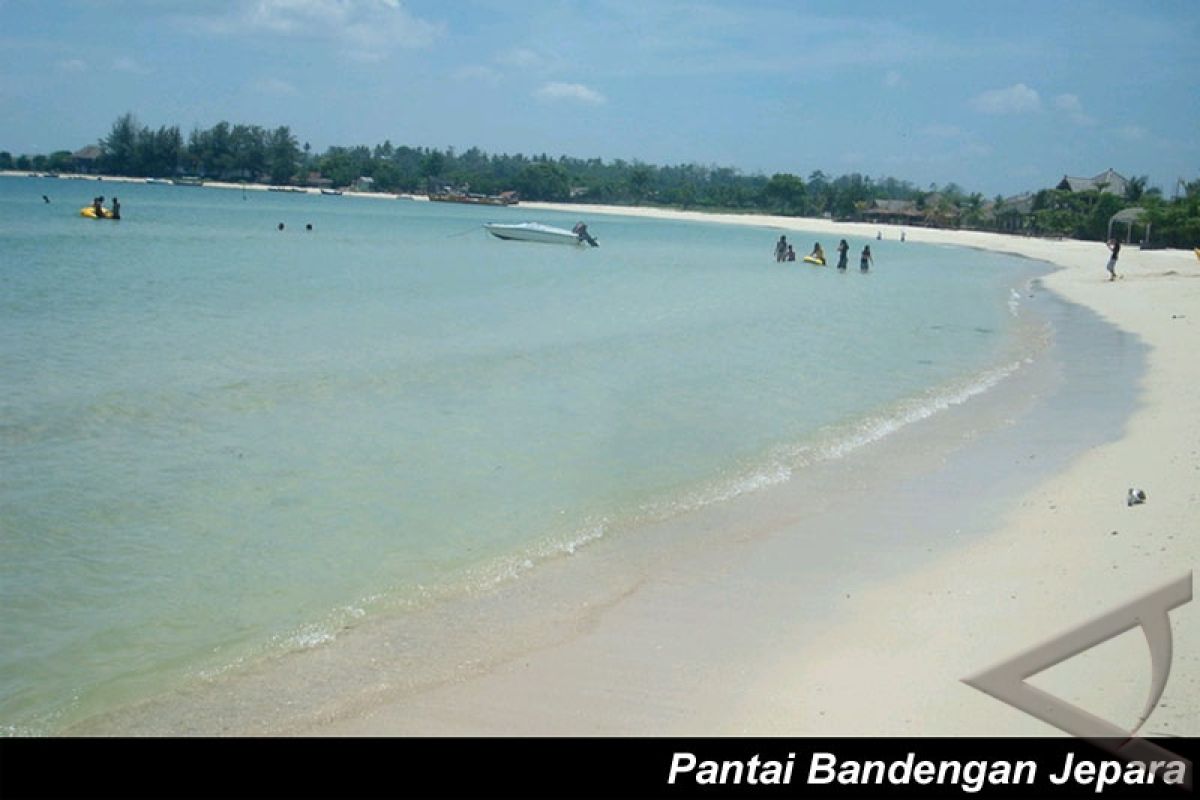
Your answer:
1,0 -> 1197,196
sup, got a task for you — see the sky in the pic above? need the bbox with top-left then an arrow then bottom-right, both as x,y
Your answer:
1,0 -> 1197,197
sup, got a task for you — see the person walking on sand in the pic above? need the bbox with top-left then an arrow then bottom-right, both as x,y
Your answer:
1106,238 -> 1120,281
775,234 -> 788,262
860,245 -> 873,272
836,239 -> 849,270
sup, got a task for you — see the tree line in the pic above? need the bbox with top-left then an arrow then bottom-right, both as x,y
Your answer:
2,112 -> 1196,247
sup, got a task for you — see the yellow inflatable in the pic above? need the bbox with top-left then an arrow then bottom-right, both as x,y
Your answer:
802,255 -> 826,265
80,206 -> 116,219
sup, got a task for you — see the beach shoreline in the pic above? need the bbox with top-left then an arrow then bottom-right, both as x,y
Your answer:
22,176 -> 1197,737
319,202 -> 1197,737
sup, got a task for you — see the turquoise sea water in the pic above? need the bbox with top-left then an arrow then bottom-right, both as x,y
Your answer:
0,176 -> 1042,734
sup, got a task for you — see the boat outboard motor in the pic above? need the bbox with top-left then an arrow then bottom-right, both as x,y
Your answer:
573,222 -> 599,247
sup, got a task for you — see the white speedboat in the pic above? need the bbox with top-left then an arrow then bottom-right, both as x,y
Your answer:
484,222 -> 594,246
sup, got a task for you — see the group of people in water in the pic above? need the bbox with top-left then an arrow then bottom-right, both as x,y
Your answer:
774,235 -> 873,271
91,195 -> 120,219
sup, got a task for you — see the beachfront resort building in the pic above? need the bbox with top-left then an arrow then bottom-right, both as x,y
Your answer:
1056,168 -> 1130,196
71,145 -> 103,174
988,193 -> 1036,233
861,199 -> 924,225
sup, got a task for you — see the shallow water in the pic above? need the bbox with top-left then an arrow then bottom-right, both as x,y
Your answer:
2,176 -> 1042,733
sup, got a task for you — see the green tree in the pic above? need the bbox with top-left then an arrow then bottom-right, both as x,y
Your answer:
420,150 -> 446,183
266,126 -> 299,184
514,162 -> 570,201
228,124 -> 265,179
628,166 -> 652,203
763,173 -> 806,215
961,193 -> 986,228
101,112 -> 141,175
46,150 -> 74,172
1124,175 -> 1148,203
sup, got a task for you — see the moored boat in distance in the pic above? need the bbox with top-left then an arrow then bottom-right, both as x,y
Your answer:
429,188 -> 518,206
144,178 -> 173,185
320,188 -> 343,196
173,177 -> 204,187
485,222 -> 597,247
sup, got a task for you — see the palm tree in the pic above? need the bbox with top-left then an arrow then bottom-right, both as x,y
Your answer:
1124,175 -> 1148,203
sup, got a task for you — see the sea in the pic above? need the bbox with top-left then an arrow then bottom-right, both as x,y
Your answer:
0,175 -> 1089,734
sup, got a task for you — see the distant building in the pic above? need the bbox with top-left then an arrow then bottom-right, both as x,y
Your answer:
353,176 -> 375,192
1056,168 -> 1129,196
306,171 -> 334,189
990,193 -> 1035,232
861,199 -> 923,225
71,145 -> 102,174
922,193 -> 961,227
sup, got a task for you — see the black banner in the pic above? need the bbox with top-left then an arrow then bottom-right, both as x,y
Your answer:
1,737 -> 1195,799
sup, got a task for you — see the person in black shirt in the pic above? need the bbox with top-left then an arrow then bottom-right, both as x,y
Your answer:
1106,238 -> 1120,281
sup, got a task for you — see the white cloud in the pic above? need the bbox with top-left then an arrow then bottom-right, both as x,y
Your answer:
1053,93 -> 1094,126
970,83 -> 1041,114
1118,125 -> 1148,141
1053,93 -> 1082,113
535,82 -> 606,105
497,47 -> 544,69
112,56 -> 149,74
883,70 -> 903,88
185,0 -> 443,60
56,58 -> 87,72
252,77 -> 300,96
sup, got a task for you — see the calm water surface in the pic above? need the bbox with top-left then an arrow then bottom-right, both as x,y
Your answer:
0,176 -> 1042,733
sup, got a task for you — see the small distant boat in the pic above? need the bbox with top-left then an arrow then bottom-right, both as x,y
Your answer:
145,178 -> 173,185
485,222 -> 595,246
430,189 -> 518,206
320,188 -> 343,196
173,177 -> 204,187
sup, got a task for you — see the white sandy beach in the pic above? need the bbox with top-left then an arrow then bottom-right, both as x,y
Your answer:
305,204 -> 1199,738
15,170 -> 1194,738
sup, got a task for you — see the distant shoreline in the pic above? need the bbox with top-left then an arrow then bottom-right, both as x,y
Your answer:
0,170 -> 424,202
8,170 -> 1193,258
